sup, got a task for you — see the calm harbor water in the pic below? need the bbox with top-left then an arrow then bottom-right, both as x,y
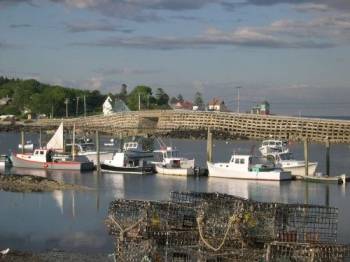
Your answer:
0,131 -> 350,253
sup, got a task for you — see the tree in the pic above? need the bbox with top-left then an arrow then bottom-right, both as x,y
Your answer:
170,97 -> 178,105
176,94 -> 184,103
118,83 -> 128,101
127,85 -> 153,110
194,92 -> 205,109
155,88 -> 169,106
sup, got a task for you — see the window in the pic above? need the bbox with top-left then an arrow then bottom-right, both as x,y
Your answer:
235,158 -> 239,164
40,151 -> 44,155
240,159 -> 245,164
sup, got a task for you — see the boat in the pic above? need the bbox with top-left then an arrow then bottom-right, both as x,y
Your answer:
104,138 -> 116,147
267,151 -> 318,177
123,141 -> 153,158
207,154 -> 292,180
0,155 -> 12,169
18,140 -> 34,151
11,123 -> 94,171
65,142 -> 114,164
11,148 -> 94,171
153,146 -> 195,176
259,139 -> 289,156
101,152 -> 153,175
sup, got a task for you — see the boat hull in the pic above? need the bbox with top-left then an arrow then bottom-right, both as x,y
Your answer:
11,154 -> 94,171
100,163 -> 154,175
79,152 -> 114,164
207,162 -> 292,181
282,162 -> 317,177
155,165 -> 194,176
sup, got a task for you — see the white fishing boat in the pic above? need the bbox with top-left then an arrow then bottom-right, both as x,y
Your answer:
153,146 -> 195,176
259,139 -> 289,156
267,152 -> 318,177
11,123 -> 94,171
101,152 -> 153,175
18,140 -> 34,151
207,154 -> 292,181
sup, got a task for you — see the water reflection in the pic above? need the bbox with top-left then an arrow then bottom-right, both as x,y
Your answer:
1,134 -> 350,252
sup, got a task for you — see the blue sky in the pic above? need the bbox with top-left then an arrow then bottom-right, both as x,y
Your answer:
1,0 -> 350,116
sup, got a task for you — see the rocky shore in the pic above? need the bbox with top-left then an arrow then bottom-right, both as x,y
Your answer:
0,250 -> 111,262
0,174 -> 89,192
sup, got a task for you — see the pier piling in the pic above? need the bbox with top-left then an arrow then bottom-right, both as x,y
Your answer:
96,130 -> 100,173
39,128 -> 42,148
21,130 -> 25,154
304,138 -> 309,176
326,138 -> 330,177
207,128 -> 213,162
72,124 -> 76,160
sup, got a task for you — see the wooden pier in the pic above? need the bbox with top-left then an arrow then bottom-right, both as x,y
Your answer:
23,110 -> 350,143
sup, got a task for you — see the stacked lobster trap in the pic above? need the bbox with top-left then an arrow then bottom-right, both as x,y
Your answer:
106,192 -> 350,261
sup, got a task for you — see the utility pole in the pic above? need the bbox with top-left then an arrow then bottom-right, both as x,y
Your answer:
83,95 -> 87,117
64,98 -> 69,118
76,97 -> 80,116
235,86 -> 242,113
51,104 -> 54,119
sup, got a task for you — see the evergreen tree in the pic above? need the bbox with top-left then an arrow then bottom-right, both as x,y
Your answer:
194,92 -> 204,109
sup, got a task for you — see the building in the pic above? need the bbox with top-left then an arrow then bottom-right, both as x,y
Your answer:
103,96 -> 130,116
208,98 -> 228,112
0,96 -> 12,106
172,100 -> 193,110
250,101 -> 270,115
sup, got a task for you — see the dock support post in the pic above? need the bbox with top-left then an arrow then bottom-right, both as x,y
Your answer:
325,185 -> 330,206
325,138 -> 330,177
72,124 -> 76,160
21,130 -> 25,154
96,130 -> 100,173
39,128 -> 42,148
304,138 -> 309,176
207,128 -> 213,163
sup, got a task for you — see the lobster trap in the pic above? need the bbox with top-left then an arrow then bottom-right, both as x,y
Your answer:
106,192 -> 345,262
265,241 -> 350,262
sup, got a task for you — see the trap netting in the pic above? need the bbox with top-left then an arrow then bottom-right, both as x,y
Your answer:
106,192 -> 344,262
265,241 -> 350,262
171,191 -> 339,244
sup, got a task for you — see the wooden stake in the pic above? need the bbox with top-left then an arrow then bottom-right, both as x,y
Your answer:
72,124 -> 76,160
304,138 -> 309,176
96,130 -> 100,173
21,130 -> 25,154
325,138 -> 330,177
207,128 -> 213,162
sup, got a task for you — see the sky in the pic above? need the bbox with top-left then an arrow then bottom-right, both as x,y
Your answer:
0,0 -> 350,116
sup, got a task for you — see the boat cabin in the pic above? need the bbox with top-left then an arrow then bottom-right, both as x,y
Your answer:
30,149 -> 54,162
123,141 -> 147,152
228,154 -> 275,171
261,140 -> 287,148
110,152 -> 145,167
153,147 -> 180,163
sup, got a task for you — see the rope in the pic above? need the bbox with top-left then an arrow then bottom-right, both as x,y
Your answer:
196,214 -> 237,252
108,214 -> 143,241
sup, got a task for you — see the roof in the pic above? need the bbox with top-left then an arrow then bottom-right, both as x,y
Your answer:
208,97 -> 224,106
174,100 -> 193,110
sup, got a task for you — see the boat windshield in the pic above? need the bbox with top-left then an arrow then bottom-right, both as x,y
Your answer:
166,150 -> 179,158
279,153 -> 293,160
